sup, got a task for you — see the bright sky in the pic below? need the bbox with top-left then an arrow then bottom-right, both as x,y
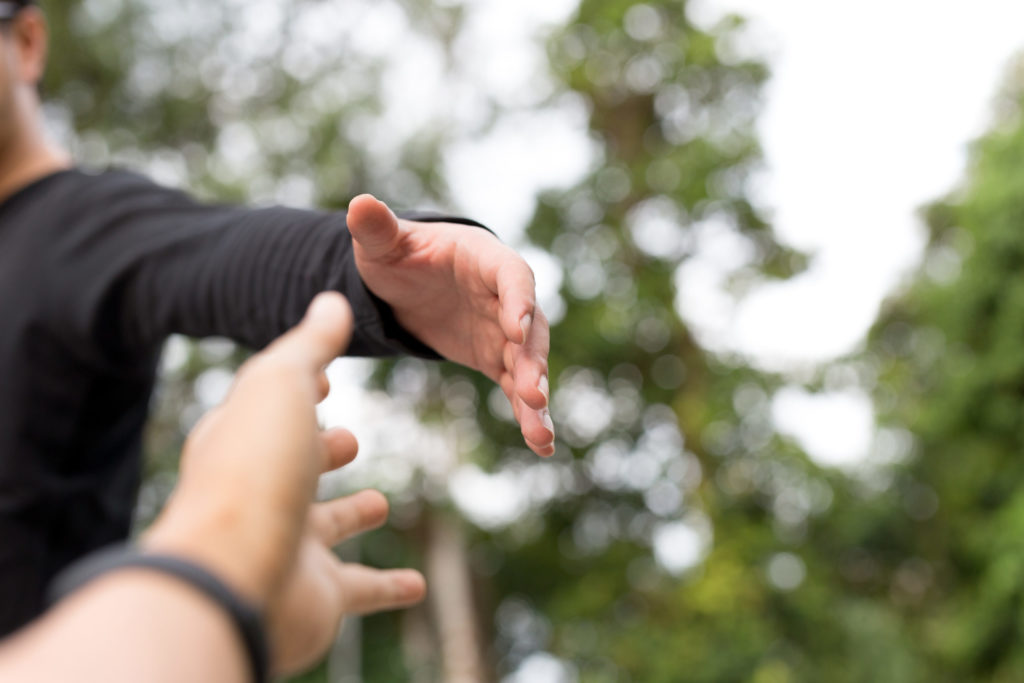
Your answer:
691,0 -> 1024,466
696,0 -> 1024,365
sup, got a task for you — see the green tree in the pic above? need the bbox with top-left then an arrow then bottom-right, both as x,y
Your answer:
364,2 -> 887,681
849,55 -> 1024,682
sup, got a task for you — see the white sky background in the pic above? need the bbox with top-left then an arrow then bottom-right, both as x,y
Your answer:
695,0 -> 1024,367
689,0 -> 1024,466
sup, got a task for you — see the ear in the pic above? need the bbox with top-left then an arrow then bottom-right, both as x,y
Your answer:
11,8 -> 47,87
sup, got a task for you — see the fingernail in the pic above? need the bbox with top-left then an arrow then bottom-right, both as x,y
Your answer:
538,375 -> 549,402
519,313 -> 532,343
541,408 -> 554,436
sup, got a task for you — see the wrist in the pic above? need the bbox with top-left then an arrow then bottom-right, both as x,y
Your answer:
143,504 -> 282,609
47,546 -> 269,683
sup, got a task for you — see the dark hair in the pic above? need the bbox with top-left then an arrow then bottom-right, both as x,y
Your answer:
0,1 -> 31,16
0,2 -> 33,42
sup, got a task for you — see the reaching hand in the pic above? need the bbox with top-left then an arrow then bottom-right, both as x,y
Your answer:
144,293 -> 426,676
348,194 -> 555,457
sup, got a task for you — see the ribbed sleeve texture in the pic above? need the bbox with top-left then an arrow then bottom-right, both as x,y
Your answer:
32,169 -> 485,364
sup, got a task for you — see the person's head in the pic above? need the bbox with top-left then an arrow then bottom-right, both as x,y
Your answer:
0,0 -> 48,151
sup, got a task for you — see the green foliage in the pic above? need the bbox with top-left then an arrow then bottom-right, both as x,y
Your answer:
851,55 -> 1024,680
390,1 -> 838,680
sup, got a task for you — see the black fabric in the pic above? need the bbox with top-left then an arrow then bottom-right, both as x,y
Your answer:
0,168 -> 485,636
49,546 -> 269,683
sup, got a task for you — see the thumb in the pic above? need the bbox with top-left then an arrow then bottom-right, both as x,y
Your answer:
347,194 -> 403,260
268,292 -> 354,372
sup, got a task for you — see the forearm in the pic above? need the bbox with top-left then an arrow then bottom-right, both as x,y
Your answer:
49,170 -> 443,360
0,571 -> 248,683
122,206 -> 447,357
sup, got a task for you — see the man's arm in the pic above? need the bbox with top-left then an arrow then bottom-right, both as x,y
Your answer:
49,172 -> 433,359
50,171 -> 554,454
0,571 -> 251,683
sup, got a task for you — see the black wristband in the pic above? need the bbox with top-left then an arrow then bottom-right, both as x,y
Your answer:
48,546 -> 269,683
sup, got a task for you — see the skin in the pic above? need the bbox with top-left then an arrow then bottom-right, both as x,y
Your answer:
349,195 -> 556,455
0,8 -> 69,201
0,293 -> 426,681
145,294 -> 427,674
0,7 -> 555,455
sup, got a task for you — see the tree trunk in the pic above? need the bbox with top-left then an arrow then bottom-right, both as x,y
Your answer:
425,510 -> 489,683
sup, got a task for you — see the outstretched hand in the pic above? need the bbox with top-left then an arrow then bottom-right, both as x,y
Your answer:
348,194 -> 555,457
145,293 -> 426,676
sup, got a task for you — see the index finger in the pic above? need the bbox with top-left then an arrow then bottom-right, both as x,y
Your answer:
266,292 -> 354,372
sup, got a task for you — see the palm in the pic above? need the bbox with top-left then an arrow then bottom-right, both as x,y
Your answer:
146,295 -> 426,679
268,490 -> 424,676
358,225 -> 510,373
267,539 -> 343,673
348,195 -> 555,456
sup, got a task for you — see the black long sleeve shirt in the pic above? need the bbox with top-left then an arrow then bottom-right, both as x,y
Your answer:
0,168 -> 474,635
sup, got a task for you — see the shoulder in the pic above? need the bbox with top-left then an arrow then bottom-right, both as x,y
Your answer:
64,167 -> 196,207
9,168 -> 196,223
28,167 -> 161,194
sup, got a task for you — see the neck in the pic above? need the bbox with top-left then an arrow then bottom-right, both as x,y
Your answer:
0,102 -> 71,203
